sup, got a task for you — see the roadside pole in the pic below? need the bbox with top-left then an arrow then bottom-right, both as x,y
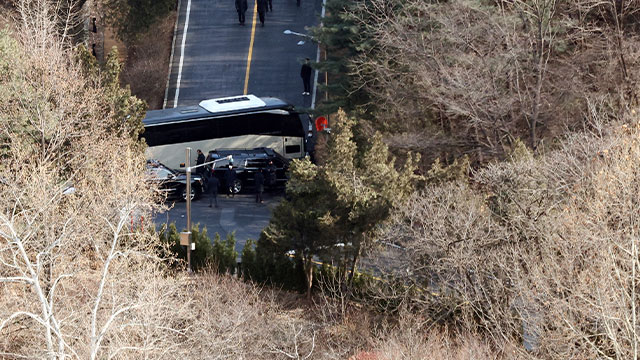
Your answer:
181,152 -> 232,273
185,147 -> 192,273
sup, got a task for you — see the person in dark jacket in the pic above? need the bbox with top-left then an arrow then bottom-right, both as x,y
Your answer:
225,164 -> 237,198
257,0 -> 267,26
266,160 -> 277,191
196,149 -> 205,176
208,169 -> 220,208
235,0 -> 248,25
300,58 -> 312,95
254,169 -> 265,203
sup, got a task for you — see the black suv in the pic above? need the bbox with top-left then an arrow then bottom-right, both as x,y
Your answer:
146,160 -> 204,201
207,148 -> 289,194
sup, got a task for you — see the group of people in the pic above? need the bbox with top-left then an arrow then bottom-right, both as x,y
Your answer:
195,149 -> 277,208
232,0 -> 315,96
235,0 -> 274,26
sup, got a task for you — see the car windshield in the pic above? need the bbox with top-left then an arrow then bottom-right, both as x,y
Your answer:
147,162 -> 176,179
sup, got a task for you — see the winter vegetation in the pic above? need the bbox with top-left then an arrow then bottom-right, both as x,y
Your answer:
4,0 -> 640,359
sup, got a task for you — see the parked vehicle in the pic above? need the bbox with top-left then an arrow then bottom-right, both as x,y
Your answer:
146,160 -> 204,201
207,148 -> 289,194
142,95 -> 310,169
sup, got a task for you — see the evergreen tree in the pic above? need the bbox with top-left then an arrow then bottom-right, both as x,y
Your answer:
211,232 -> 238,274
311,0 -> 374,117
323,110 -> 420,281
262,157 -> 336,299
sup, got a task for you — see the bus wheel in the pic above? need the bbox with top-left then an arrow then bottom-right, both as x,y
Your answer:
232,179 -> 242,194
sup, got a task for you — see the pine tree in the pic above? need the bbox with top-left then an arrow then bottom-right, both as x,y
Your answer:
311,0 -> 374,117
262,157 -> 336,299
323,110 -> 420,282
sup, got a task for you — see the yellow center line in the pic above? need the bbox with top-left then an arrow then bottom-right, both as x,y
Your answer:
243,0 -> 258,95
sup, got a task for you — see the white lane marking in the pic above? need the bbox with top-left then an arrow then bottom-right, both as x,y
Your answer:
174,0 -> 193,108
163,0 -> 182,109
310,0 -> 327,110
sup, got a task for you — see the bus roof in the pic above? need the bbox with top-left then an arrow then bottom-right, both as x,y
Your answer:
143,95 -> 293,126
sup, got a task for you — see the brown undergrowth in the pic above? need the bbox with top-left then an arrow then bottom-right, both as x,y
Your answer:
120,11 -> 176,110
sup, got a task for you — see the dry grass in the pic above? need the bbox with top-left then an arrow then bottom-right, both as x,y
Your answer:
120,11 -> 176,110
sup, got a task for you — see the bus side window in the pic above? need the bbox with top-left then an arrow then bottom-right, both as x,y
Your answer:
285,144 -> 301,154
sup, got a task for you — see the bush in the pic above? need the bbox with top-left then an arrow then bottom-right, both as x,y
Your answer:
241,234 -> 306,292
159,222 -> 223,272
211,232 -> 238,274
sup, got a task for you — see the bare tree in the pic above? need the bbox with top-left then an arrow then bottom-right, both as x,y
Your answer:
348,0 -> 640,161
384,94 -> 640,358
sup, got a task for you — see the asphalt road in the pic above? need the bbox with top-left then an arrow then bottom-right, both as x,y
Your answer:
156,192 -> 281,257
156,0 -> 323,253
164,0 -> 323,109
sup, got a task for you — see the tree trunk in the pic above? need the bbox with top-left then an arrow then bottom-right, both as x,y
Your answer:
304,256 -> 314,300
348,244 -> 362,284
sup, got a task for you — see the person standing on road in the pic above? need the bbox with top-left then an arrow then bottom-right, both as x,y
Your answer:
257,0 -> 267,26
208,169 -> 220,208
235,0 -> 248,25
300,58 -> 312,96
254,169 -> 265,203
196,149 -> 205,176
225,164 -> 237,198
266,160 -> 277,191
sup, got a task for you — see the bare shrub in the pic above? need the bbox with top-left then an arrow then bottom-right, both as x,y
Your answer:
0,7 -> 326,360
349,0 -> 640,161
385,95 -> 640,358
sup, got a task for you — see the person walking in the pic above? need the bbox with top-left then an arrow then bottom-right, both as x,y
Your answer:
225,164 -> 237,198
257,0 -> 267,26
196,149 -> 205,176
266,0 -> 273,12
208,169 -> 220,208
300,58 -> 312,96
254,169 -> 265,203
235,0 -> 248,25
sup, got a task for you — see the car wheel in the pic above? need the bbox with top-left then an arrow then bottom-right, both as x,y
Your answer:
181,187 -> 197,201
232,179 -> 242,194
194,187 -> 203,200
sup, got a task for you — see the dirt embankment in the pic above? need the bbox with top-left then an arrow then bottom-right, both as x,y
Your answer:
119,12 -> 176,110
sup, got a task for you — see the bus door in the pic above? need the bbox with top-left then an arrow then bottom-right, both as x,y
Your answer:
283,136 -> 303,159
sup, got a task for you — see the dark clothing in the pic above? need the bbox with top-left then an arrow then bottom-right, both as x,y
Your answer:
225,168 -> 237,197
266,0 -> 272,11
235,0 -> 248,24
301,63 -> 312,93
257,0 -> 267,25
266,163 -> 277,189
254,171 -> 265,203
208,175 -> 219,207
196,153 -> 205,175
303,77 -> 311,94
296,0 -> 300,7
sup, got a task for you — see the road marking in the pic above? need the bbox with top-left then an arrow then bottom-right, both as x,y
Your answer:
244,0 -> 258,95
173,0 -> 193,108
163,0 -> 182,109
